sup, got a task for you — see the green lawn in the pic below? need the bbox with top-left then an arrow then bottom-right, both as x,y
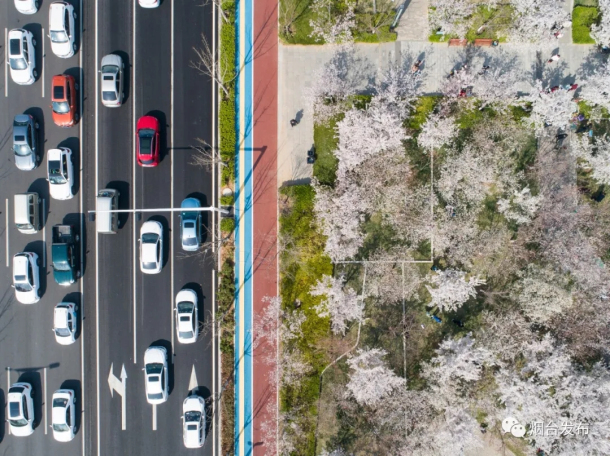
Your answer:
219,4 -> 236,185
313,115 -> 341,186
573,6 -> 599,44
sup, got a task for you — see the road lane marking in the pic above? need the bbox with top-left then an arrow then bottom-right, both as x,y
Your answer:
152,404 -> 157,431
170,0 -> 175,353
78,2 -> 86,453
94,0 -> 101,454
42,199 -> 46,267
107,363 -> 127,430
6,367 -> 10,434
44,367 -> 47,434
212,0 -> 218,449
41,28 -> 45,98
132,0 -> 137,365
4,28 -> 7,97
5,199 -> 9,267
188,365 -> 198,393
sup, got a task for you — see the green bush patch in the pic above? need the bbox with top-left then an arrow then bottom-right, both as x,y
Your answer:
220,217 -> 235,233
572,6 -> 598,44
313,115 -> 342,186
220,5 -> 236,185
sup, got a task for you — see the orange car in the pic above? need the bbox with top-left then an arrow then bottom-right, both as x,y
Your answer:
51,75 -> 78,127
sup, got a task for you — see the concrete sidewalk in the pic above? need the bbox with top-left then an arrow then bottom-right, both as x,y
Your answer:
394,0 -> 429,42
277,41 -> 598,187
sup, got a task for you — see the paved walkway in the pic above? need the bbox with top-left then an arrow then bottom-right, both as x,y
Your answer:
394,0 -> 429,41
234,0 -> 278,454
278,41 -> 599,187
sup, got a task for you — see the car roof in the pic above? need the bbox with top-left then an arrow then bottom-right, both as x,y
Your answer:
8,29 -> 26,42
54,306 -> 69,329
49,3 -> 68,29
141,243 -> 158,263
13,254 -> 29,275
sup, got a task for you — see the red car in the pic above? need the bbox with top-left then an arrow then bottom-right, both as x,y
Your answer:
51,75 -> 78,127
136,116 -> 160,167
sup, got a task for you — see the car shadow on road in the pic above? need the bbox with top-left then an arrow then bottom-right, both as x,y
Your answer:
111,50 -> 131,104
62,212 -> 85,277
106,180 -> 130,229
147,215 -> 170,269
23,107 -> 45,164
62,291 -> 82,340
23,240 -> 46,299
185,192 -> 209,245
64,67 -> 83,123
0,388 -> 5,442
199,386 -> 212,436
57,137 -> 80,197
15,370 -> 42,429
150,339 -> 173,396
59,379 -> 81,434
145,110 -> 167,163
22,23 -> 42,84
181,282 -> 204,328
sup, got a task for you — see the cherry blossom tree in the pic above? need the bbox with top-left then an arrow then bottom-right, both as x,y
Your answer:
309,0 -> 356,44
374,56 -> 422,119
508,0 -> 570,45
310,274 -> 363,335
580,60 -> 610,112
428,0 -> 477,39
417,112 -> 458,153
571,134 -> 610,186
591,0 -> 610,47
345,348 -> 404,407
527,80 -> 577,131
426,269 -> 485,312
497,186 -> 543,225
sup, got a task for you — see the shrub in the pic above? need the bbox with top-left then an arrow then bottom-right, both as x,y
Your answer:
313,115 -> 341,186
220,217 -> 235,233
220,7 -> 236,184
220,194 -> 234,206
573,6 -> 598,44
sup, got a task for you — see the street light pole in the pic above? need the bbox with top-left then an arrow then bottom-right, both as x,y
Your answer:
88,206 -> 230,215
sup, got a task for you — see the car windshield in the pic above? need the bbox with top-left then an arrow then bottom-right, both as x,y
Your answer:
141,233 -> 158,244
48,161 -> 66,184
14,275 -> 32,292
102,65 -> 119,75
185,411 -> 201,423
138,129 -> 155,155
53,422 -> 70,432
102,91 -> 117,101
148,392 -> 163,400
14,143 -> 32,156
183,236 -> 197,246
179,330 -> 194,339
177,302 -> 194,313
52,101 -> 70,114
145,363 -> 163,375
50,30 -> 69,43
54,260 -> 71,271
55,327 -> 71,337
10,57 -> 27,70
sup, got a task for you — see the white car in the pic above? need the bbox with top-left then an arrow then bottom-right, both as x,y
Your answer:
51,389 -> 76,442
7,382 -> 34,437
49,2 -> 77,58
176,289 -> 198,344
144,346 -> 168,404
139,221 -> 163,274
138,0 -> 160,8
100,54 -> 124,107
12,252 -> 40,304
182,395 -> 206,448
47,147 -> 74,200
53,302 -> 78,345
15,0 -> 39,15
7,29 -> 37,85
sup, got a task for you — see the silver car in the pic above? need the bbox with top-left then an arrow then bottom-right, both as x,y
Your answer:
100,54 -> 124,107
13,114 -> 39,170
180,198 -> 202,251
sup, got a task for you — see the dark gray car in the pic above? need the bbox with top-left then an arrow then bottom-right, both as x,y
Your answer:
13,114 -> 39,171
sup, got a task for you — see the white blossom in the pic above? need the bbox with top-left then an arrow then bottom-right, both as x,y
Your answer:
428,0 -> 477,38
527,80 -> 577,131
310,274 -> 363,335
508,0 -> 570,45
571,134 -> 610,186
345,348 -> 404,407
580,61 -> 610,113
426,269 -> 485,312
497,186 -> 543,225
418,112 -> 458,152
309,0 -> 356,44
591,0 -> 610,47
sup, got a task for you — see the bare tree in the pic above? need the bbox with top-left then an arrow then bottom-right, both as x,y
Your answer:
191,33 -> 234,98
198,0 -> 230,24
280,0 -> 310,37
190,138 -> 228,172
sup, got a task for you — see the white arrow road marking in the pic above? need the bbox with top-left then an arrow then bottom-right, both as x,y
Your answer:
152,404 -> 157,431
188,365 -> 198,393
107,363 -> 127,430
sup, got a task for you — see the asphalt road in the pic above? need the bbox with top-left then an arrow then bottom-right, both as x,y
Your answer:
0,1 -> 217,455
83,1 -> 218,456
0,1 -> 85,455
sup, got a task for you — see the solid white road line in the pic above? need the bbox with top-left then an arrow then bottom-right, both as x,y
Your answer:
41,28 -> 45,98
42,199 -> 46,267
212,0 -> 218,450
5,199 -> 9,267
6,367 -> 10,434
152,404 -> 157,431
170,0 -> 175,353
44,367 -> 48,434
94,1 -> 101,455
132,0 -> 137,365
4,28 -> 8,97
78,1 -> 86,454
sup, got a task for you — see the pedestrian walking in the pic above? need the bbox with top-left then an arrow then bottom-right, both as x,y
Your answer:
290,119 -> 298,127
548,54 -> 561,63
411,59 -> 422,73
478,65 -> 490,75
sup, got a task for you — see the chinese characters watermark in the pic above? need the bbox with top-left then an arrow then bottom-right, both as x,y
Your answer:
502,417 -> 589,438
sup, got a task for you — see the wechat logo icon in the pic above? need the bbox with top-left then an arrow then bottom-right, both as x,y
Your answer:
502,417 -> 526,438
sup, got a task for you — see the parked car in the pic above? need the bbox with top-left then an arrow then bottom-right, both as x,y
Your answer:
47,147 -> 74,200
100,54 -> 124,107
53,302 -> 78,345
12,114 -> 40,170
15,0 -> 39,15
182,395 -> 206,448
136,116 -> 160,167
12,252 -> 40,304
7,28 -> 37,85
51,389 -> 76,442
138,0 -> 160,8
175,289 -> 198,344
180,198 -> 202,251
51,74 -> 78,127
139,220 -> 163,274
49,2 -> 77,58
51,225 -> 79,285
7,383 -> 34,436
144,346 -> 168,404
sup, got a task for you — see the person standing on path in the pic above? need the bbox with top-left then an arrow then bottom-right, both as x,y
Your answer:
290,119 -> 298,127
548,54 -> 561,63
